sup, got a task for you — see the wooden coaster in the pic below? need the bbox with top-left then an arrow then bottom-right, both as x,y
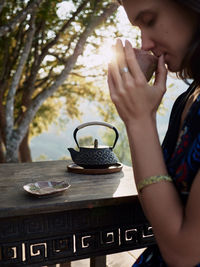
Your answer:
67,163 -> 123,175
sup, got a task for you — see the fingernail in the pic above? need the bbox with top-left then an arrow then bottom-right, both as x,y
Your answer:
160,54 -> 164,61
116,38 -> 122,45
125,40 -> 131,47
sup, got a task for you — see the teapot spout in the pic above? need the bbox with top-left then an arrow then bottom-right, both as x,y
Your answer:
68,148 -> 79,163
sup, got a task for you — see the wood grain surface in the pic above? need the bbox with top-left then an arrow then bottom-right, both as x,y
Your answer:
0,160 -> 138,218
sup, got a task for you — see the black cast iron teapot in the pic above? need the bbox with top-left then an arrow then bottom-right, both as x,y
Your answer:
68,121 -> 119,169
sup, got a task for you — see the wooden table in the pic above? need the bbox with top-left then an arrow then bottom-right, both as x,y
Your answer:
0,160 -> 155,267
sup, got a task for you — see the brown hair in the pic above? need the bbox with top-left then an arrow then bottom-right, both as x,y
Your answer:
116,0 -> 122,5
177,22 -> 200,85
174,0 -> 200,85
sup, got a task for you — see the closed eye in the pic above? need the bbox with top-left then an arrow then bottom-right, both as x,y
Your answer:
133,10 -> 156,28
141,13 -> 156,27
145,19 -> 155,27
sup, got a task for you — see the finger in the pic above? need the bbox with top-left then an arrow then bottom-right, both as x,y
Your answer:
107,64 -> 123,105
115,39 -> 129,76
110,54 -> 126,86
124,40 -> 145,80
108,60 -> 124,93
107,64 -> 116,95
154,55 -> 167,88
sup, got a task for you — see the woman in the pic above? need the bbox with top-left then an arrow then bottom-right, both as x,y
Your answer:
108,0 -> 200,266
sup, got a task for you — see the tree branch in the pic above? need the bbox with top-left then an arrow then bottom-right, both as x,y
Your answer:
35,67 -> 54,88
48,52 -> 67,64
0,0 -> 5,14
16,3 -> 119,142
19,0 -> 90,104
20,20 -> 45,100
5,12 -> 36,142
40,0 -> 89,59
0,132 -> 5,162
0,0 -> 42,37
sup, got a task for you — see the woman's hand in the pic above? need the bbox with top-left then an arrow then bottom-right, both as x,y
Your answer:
107,39 -> 167,125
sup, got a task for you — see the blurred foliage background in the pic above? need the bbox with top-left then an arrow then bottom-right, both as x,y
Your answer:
0,0 -> 179,165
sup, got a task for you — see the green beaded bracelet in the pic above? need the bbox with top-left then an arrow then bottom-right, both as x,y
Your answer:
137,175 -> 173,193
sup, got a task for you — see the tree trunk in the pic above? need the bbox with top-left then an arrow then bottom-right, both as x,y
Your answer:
5,12 -> 36,163
0,136 -> 5,163
0,0 -> 42,37
3,2 -> 118,163
19,131 -> 32,162
5,138 -> 19,162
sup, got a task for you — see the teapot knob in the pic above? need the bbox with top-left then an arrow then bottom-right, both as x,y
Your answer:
94,139 -> 98,148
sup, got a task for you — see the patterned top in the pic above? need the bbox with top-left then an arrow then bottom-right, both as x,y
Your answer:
133,82 -> 200,266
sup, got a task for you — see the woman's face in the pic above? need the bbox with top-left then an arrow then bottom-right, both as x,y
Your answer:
122,0 -> 199,72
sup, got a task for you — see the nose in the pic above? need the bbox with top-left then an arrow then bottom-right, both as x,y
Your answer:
141,31 -> 155,51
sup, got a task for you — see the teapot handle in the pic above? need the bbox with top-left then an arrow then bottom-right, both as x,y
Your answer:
73,121 -> 119,149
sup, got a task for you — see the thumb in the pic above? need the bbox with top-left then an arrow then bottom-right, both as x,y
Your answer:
154,55 -> 167,88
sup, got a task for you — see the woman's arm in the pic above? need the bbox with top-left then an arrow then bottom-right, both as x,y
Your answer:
108,39 -> 200,267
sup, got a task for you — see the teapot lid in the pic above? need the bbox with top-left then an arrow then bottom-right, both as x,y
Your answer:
79,139 -> 109,149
